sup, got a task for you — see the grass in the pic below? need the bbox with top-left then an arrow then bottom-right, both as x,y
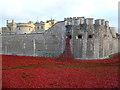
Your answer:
3,64 -> 102,70
109,52 -> 120,59
2,65 -> 37,70
109,55 -> 114,59
64,65 -> 101,69
3,59 -> 119,70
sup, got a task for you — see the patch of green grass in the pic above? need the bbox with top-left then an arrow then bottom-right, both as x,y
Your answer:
3,64 -> 102,70
109,52 -> 120,59
65,65 -> 88,68
92,66 -> 101,69
2,65 -> 38,70
109,55 -> 114,59
59,65 -> 101,69
2,66 -> 28,70
102,64 -> 119,66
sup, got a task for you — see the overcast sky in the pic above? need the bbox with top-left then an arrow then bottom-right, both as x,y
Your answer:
0,0 -> 119,32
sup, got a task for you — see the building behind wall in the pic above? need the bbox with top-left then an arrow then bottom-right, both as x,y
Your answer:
2,20 -> 35,34
16,21 -> 35,34
2,19 -> 58,34
34,19 -> 58,31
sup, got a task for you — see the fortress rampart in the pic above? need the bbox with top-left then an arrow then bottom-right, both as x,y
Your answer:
1,17 -> 120,59
1,21 -> 66,57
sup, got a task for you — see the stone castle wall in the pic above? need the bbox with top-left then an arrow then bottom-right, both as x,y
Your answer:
2,21 -> 66,57
69,24 -> 119,59
1,18 -> 120,59
65,17 -> 119,59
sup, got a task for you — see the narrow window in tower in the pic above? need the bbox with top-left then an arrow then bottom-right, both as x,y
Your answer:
41,26 -> 43,29
76,35 -> 83,39
104,34 -> 107,37
88,35 -> 93,38
37,27 -> 39,30
68,35 -> 72,39
78,35 -> 83,39
9,28 -> 11,31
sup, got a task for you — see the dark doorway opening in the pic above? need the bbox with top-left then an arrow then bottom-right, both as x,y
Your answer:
88,35 -> 93,38
68,35 -> 72,39
78,35 -> 83,39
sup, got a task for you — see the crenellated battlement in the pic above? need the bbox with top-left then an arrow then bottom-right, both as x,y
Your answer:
64,17 -> 110,27
64,17 -> 85,25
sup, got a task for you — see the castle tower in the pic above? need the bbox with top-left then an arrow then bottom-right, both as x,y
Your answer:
109,27 -> 118,54
16,21 -> 35,34
6,20 -> 17,34
11,20 -> 17,33
66,17 -> 118,59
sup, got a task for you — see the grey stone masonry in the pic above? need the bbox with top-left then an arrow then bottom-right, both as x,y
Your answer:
1,17 -> 120,59
2,21 -> 66,58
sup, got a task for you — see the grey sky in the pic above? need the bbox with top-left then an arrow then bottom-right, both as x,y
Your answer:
0,0 -> 119,32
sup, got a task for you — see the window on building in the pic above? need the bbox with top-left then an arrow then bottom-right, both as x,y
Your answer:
41,26 -> 44,29
76,35 -> 83,39
104,34 -> 107,37
88,34 -> 94,39
78,35 -> 83,38
68,35 -> 72,39
104,34 -> 108,38
88,35 -> 93,38
29,28 -> 31,31
19,27 -> 20,30
8,27 -> 11,31
37,27 -> 39,29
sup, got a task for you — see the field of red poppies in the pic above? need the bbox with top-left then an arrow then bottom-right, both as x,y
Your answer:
2,37 -> 120,88
2,53 -> 120,88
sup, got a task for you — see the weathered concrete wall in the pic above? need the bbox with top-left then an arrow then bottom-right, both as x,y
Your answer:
2,21 -> 66,57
